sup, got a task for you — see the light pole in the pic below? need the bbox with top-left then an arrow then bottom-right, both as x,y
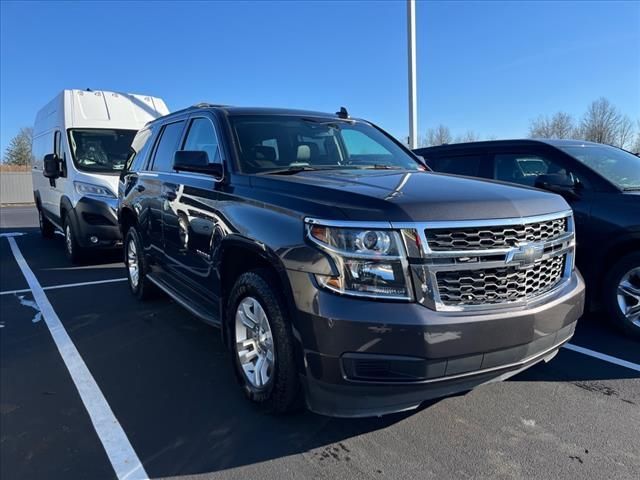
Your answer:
407,0 -> 418,149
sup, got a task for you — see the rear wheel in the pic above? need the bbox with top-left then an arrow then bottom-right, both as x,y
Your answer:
38,207 -> 55,239
64,217 -> 84,264
228,270 -> 301,413
124,227 -> 155,300
604,252 -> 640,338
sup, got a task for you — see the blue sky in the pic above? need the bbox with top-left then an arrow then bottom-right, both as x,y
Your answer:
1,0 -> 638,154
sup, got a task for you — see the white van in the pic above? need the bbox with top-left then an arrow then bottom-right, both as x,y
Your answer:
32,89 -> 169,262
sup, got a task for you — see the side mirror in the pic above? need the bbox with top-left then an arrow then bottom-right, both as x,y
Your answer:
43,154 -> 60,179
173,150 -> 223,179
534,173 -> 577,198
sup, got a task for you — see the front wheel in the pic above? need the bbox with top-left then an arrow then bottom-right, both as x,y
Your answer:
228,270 -> 301,413
38,207 -> 55,239
604,252 -> 640,338
64,217 -> 84,264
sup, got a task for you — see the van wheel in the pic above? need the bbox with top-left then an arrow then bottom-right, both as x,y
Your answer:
604,252 -> 640,338
228,270 -> 301,413
124,227 -> 155,300
64,218 -> 84,264
38,208 -> 55,239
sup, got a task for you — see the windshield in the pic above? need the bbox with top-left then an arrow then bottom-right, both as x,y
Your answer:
68,129 -> 137,173
559,144 -> 640,190
229,115 -> 422,174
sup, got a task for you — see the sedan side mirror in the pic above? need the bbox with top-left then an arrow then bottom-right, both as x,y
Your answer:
534,173 -> 578,198
43,154 -> 61,179
173,150 -> 223,180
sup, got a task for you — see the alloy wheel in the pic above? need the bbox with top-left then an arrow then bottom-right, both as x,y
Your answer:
127,238 -> 139,289
617,267 -> 640,327
65,224 -> 73,256
235,296 -> 275,389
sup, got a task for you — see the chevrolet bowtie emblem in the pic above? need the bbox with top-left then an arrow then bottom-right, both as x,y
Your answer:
505,242 -> 545,267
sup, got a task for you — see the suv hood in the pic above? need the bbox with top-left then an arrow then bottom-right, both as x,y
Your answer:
249,170 -> 570,222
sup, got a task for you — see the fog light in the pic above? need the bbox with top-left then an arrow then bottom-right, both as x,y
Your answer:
89,236 -> 99,244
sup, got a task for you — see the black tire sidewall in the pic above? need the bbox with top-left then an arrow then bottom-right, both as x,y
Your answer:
63,217 -> 83,263
38,207 -> 54,239
227,270 -> 300,413
604,252 -> 640,338
124,227 -> 150,300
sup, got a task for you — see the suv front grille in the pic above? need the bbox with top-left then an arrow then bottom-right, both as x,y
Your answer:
425,217 -> 567,251
436,254 -> 565,306
403,211 -> 575,312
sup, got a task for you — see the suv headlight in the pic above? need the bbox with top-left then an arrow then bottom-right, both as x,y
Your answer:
306,220 -> 413,300
74,181 -> 116,198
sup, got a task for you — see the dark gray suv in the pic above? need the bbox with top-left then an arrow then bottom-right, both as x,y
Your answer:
118,105 -> 585,417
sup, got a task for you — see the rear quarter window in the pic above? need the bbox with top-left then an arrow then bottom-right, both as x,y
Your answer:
428,154 -> 486,177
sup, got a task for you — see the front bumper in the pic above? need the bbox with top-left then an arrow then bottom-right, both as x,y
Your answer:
69,196 -> 122,249
288,269 -> 585,417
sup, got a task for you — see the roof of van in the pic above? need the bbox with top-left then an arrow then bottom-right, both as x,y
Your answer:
34,90 -> 169,134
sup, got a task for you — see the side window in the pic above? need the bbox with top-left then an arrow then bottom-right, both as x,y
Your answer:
494,153 -> 570,187
430,155 -> 485,177
151,121 -> 185,172
182,117 -> 222,164
126,128 -> 153,172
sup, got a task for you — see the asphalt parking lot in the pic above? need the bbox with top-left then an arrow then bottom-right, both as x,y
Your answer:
1,205 -> 639,480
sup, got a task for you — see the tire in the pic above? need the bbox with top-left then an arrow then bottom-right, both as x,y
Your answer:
227,269 -> 301,413
38,207 -> 55,239
63,216 -> 84,264
604,252 -> 640,338
124,227 -> 155,300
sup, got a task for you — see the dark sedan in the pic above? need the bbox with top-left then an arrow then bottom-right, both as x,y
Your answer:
415,139 -> 640,338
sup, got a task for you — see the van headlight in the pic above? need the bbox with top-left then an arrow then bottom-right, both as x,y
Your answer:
306,221 -> 413,300
74,181 -> 116,198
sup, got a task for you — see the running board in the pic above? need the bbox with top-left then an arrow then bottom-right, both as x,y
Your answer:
147,274 -> 220,327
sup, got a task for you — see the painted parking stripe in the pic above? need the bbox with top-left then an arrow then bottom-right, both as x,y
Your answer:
563,343 -> 640,373
5,237 -> 148,480
0,277 -> 128,296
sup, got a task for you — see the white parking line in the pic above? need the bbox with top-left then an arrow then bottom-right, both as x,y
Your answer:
0,277 -> 128,296
563,343 -> 640,373
4,236 -> 148,480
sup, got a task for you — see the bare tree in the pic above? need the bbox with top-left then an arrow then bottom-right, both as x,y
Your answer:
3,127 -> 33,166
529,112 -> 576,139
579,97 -> 631,148
423,124 -> 452,146
455,130 -> 480,143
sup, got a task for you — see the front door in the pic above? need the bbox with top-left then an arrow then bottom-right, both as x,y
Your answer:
161,115 -> 224,302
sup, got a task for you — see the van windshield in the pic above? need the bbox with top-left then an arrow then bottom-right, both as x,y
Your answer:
68,129 -> 137,173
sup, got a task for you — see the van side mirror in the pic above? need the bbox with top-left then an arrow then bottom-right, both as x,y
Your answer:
173,150 -> 223,179
43,154 -> 61,179
534,173 -> 577,198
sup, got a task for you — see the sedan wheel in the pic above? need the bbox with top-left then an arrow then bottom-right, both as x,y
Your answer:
235,296 -> 275,389
617,267 -> 640,328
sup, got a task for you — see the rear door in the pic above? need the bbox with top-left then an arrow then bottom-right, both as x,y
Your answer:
161,114 -> 223,302
141,119 -> 186,260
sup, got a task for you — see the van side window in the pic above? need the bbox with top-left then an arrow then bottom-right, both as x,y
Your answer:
182,118 -> 222,163
430,155 -> 485,177
151,121 -> 185,172
54,131 -> 62,157
494,153 -> 571,187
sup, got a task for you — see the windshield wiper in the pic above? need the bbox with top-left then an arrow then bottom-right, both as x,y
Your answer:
262,165 -> 339,175
623,187 -> 640,191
